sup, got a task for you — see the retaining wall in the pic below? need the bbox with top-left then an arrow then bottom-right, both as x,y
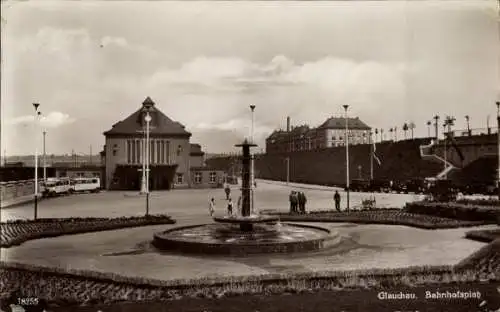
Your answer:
1,180 -> 36,202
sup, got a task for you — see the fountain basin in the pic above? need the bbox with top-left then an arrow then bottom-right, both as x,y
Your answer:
213,214 -> 279,231
152,223 -> 334,255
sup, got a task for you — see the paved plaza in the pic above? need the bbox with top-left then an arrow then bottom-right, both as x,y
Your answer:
1,179 -> 423,221
0,180 -> 492,282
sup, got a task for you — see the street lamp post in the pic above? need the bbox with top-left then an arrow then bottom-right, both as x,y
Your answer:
140,127 -> 147,194
434,115 -> 440,140
343,104 -> 350,212
145,112 -> 152,216
496,101 -> 499,200
43,130 -> 47,182
370,131 -> 374,180
250,105 -> 256,214
443,123 -> 447,179
465,115 -> 470,136
33,103 -> 40,220
285,157 -> 290,185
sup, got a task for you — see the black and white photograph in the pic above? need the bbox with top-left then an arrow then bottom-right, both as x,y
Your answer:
1,1 -> 500,311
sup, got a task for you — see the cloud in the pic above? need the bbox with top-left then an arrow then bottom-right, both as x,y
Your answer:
192,118 -> 274,143
5,111 -> 75,129
144,55 -> 407,131
2,0 -> 498,156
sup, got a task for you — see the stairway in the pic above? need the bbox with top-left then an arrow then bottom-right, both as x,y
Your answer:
419,139 -> 456,179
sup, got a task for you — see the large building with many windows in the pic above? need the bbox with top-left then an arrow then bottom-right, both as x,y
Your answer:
102,97 -> 224,190
266,116 -> 371,154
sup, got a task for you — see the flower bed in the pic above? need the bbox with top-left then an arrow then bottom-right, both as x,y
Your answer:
465,229 -> 500,243
0,261 -> 497,309
265,209 -> 489,229
455,238 -> 500,276
0,215 -> 176,248
456,198 -> 500,207
404,201 -> 500,222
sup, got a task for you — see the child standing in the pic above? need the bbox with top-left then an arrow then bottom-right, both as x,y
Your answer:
208,197 -> 215,216
227,198 -> 234,216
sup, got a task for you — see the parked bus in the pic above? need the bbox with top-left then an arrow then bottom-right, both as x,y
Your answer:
42,178 -> 72,197
71,178 -> 101,193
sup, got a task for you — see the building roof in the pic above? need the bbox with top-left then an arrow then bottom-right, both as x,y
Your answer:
103,97 -> 192,137
319,117 -> 371,130
190,143 -> 205,156
267,130 -> 288,140
290,125 -> 310,134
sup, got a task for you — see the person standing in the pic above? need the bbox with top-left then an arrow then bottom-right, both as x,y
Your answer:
209,197 -> 215,216
227,198 -> 233,216
301,192 -> 307,214
291,191 -> 298,213
297,192 -> 304,214
334,190 -> 341,212
289,191 -> 294,213
237,195 -> 242,216
224,184 -> 231,200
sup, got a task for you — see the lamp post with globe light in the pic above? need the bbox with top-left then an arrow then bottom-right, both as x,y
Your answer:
250,104 -> 256,214
140,127 -> 147,194
32,103 -> 40,220
343,104 -> 350,212
43,130 -> 47,182
145,112 -> 152,216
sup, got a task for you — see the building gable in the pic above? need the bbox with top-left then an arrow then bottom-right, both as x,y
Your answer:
103,97 -> 192,137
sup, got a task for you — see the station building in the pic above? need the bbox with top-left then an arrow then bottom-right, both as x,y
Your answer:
102,97 -> 224,190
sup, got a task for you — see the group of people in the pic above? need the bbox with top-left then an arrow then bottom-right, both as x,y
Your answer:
289,190 -> 307,214
209,196 -> 242,216
212,184 -> 345,217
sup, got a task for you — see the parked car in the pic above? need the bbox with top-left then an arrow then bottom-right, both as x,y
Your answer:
368,179 -> 392,193
42,178 -> 73,197
427,179 -> 458,202
405,179 -> 427,194
348,179 -> 371,192
71,177 -> 101,193
390,181 -> 408,194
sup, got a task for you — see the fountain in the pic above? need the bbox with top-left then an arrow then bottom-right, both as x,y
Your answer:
153,139 -> 336,255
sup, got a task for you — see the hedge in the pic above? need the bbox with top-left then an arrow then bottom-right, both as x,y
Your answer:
404,201 -> 500,222
455,238 -> 500,275
465,229 -> 500,243
265,209 -> 490,229
1,215 -> 176,248
0,260 -> 497,308
456,199 -> 500,207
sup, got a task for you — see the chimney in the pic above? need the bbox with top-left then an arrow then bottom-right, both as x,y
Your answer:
286,116 -> 290,132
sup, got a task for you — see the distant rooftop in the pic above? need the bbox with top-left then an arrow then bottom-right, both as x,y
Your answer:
319,117 -> 371,130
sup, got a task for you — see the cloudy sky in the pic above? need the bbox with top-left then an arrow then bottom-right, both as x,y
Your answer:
1,0 -> 499,156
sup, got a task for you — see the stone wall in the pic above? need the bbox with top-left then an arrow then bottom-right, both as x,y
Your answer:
0,180 -> 36,202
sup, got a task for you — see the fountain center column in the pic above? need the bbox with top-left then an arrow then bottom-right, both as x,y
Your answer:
235,139 -> 257,231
